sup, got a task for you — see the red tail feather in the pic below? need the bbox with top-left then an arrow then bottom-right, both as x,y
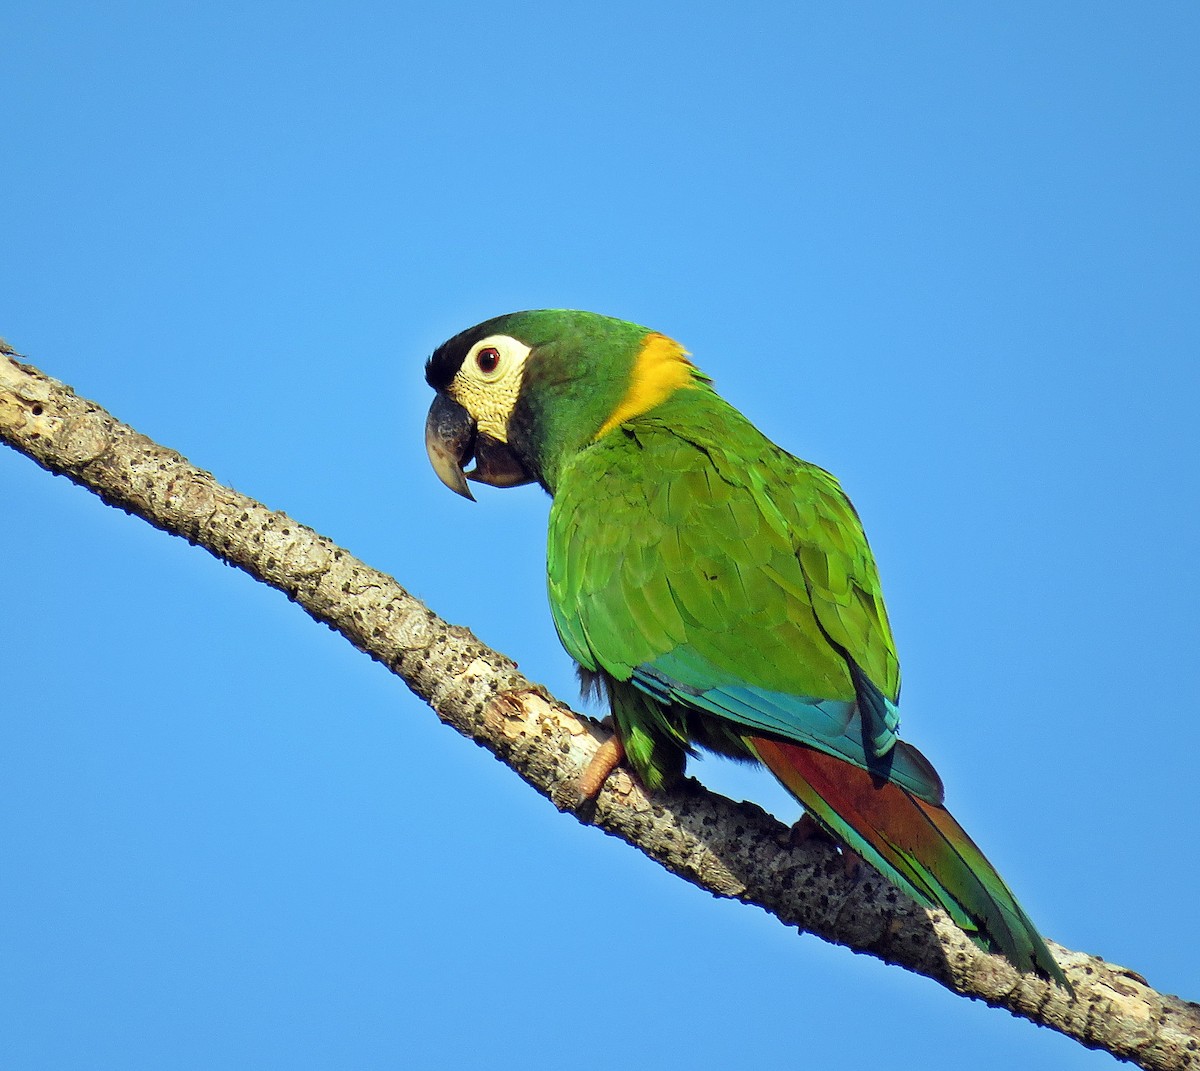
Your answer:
749,734 -> 1068,988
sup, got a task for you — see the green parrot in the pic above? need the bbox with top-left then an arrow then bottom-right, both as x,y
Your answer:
424,308 -> 1068,988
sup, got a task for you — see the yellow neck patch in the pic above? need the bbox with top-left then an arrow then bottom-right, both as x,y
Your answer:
595,332 -> 695,440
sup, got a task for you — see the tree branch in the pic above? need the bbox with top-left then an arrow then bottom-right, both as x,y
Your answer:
2,343 -> 1196,1070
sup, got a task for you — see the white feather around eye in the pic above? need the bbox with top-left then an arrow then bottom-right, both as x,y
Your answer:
451,334 -> 532,442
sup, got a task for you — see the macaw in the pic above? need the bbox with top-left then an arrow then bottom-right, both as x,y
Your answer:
423,308 -> 1067,987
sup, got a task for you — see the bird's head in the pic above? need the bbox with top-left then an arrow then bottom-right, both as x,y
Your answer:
424,309 -> 702,497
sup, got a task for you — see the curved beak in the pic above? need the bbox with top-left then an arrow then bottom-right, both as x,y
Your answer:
424,394 -> 534,500
425,393 -> 477,499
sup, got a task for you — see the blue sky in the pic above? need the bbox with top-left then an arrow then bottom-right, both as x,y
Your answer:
2,3 -> 1197,1068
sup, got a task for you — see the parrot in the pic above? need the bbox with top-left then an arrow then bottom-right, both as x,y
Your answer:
423,308 -> 1068,989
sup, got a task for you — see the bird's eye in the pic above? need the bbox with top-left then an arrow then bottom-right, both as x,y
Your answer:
476,347 -> 501,374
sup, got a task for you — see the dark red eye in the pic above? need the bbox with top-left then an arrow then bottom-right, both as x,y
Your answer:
476,347 -> 500,374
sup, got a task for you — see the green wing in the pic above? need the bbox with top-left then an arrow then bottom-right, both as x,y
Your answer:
547,388 -> 933,794
550,390 -> 896,688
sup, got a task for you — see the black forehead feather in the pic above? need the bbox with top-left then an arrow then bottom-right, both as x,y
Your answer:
424,315 -> 512,390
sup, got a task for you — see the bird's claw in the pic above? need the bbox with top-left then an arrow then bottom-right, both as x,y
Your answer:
786,813 -> 829,846
786,815 -> 862,879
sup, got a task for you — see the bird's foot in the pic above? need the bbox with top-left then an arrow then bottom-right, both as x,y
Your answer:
578,729 -> 626,800
785,816 -> 862,879
785,813 -> 840,849
841,849 -> 862,880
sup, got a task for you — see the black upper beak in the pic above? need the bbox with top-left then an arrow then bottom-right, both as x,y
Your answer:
424,393 -> 534,499
425,393 -> 477,499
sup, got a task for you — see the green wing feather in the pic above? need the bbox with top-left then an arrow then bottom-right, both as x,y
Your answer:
548,386 -> 906,777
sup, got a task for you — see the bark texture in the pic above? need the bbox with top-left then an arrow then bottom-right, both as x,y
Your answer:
2,344 -> 1197,1070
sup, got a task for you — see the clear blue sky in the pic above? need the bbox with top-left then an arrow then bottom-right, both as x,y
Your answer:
2,3 -> 1196,1068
